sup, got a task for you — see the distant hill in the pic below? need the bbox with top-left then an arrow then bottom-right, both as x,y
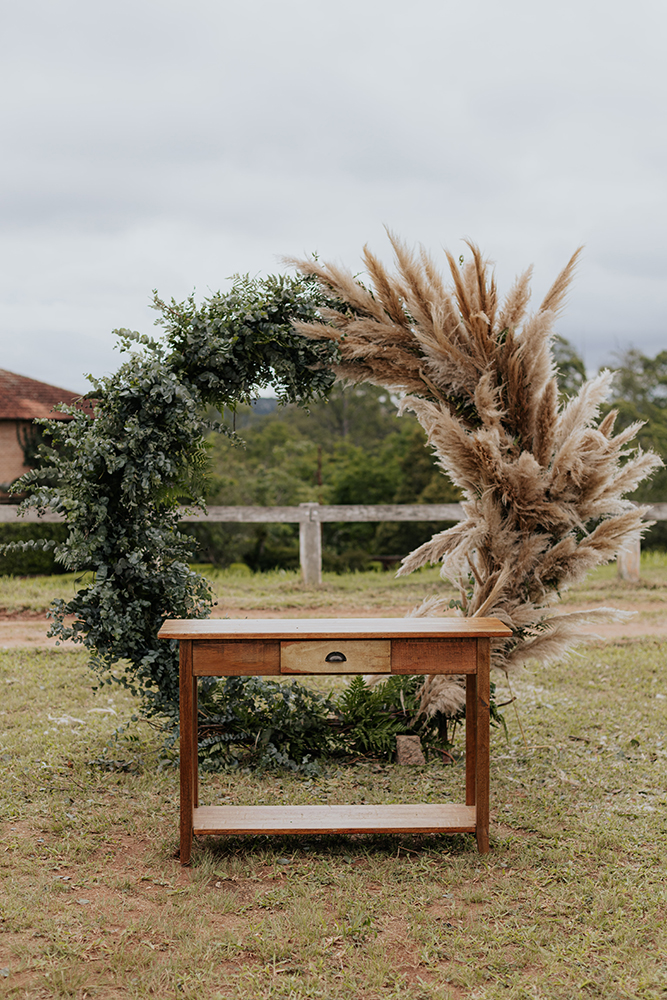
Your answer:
250,398 -> 279,416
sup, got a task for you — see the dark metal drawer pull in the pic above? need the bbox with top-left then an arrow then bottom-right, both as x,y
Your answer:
325,651 -> 347,663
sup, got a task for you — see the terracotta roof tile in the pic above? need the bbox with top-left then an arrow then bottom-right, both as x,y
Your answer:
0,369 -> 94,421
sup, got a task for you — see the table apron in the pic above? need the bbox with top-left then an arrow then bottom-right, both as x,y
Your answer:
191,637 -> 477,676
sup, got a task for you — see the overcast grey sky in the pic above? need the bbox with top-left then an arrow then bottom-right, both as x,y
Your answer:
1,0 -> 665,392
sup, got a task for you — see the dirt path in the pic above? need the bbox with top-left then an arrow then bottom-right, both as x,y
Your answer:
1,601 -> 666,648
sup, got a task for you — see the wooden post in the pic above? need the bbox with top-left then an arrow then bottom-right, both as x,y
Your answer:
192,669 -> 199,809
617,537 -> 641,582
299,503 -> 322,586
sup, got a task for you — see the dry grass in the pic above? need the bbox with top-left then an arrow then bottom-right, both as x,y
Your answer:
0,572 -> 97,616
0,566 -> 450,618
1,552 -> 667,618
1,577 -> 667,997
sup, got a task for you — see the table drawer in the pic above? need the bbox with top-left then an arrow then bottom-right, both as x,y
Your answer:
281,639 -> 391,674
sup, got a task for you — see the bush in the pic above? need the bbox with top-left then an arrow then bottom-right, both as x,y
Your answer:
642,520 -> 667,551
179,522 -> 254,567
0,523 -> 68,575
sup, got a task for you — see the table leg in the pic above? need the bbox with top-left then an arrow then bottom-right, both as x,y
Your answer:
466,673 -> 476,807
475,638 -> 491,853
179,640 -> 194,865
192,676 -> 199,809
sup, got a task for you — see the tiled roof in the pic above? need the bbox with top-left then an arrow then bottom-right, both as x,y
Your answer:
0,369 -> 95,421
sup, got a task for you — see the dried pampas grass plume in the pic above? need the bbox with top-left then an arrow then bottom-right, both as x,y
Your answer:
290,234 -> 663,719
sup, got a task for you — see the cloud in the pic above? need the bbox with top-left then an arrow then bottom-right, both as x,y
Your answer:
1,0 -> 665,391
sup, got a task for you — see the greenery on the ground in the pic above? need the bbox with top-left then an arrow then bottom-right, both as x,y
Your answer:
192,674 -> 471,775
1,637 -> 666,999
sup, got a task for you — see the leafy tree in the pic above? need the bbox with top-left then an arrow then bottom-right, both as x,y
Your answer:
276,382 -> 402,447
553,334 -> 587,398
604,348 -> 667,548
604,348 -> 667,491
191,384 -> 463,569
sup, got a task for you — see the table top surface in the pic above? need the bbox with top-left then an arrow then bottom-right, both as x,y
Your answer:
158,616 -> 513,640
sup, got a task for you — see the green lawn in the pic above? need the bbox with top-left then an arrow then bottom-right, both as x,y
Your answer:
1,628 -> 666,997
1,550 -> 666,615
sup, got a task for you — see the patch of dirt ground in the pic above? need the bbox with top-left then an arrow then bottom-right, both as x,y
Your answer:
0,821 -> 474,997
0,601 -> 665,647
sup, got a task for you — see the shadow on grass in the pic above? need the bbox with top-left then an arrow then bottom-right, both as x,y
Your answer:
188,830 -> 479,867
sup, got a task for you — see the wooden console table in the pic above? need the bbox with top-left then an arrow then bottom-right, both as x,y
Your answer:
157,617 -> 511,864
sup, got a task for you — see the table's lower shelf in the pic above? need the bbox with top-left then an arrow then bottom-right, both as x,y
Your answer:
192,803 -> 476,836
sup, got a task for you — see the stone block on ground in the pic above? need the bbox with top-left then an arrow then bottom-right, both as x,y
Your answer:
395,735 -> 425,765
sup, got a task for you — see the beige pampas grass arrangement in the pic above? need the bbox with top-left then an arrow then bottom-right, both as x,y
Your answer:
290,235 -> 663,718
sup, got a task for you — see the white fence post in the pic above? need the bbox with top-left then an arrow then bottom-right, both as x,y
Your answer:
617,537 -> 641,582
299,503 -> 322,586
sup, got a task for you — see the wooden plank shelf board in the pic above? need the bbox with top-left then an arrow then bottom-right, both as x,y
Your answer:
193,804 -> 477,836
158,616 -> 512,864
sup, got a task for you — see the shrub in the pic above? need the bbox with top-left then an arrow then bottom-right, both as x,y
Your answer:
0,523 -> 68,576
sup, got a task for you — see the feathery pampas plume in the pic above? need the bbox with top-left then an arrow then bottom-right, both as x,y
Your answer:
289,235 -> 663,718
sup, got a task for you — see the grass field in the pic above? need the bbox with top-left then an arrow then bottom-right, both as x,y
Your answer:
1,562 -> 667,998
1,550 -> 667,616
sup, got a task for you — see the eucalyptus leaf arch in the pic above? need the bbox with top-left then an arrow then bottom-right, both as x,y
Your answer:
8,273 -> 337,718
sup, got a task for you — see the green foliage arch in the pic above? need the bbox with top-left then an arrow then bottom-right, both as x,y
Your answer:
6,274 -> 337,718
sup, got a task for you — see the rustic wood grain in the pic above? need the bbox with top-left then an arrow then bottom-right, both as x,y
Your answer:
466,672 -> 477,807
192,640 -> 280,676
159,617 -> 513,641
176,503 -> 465,523
281,639 -> 390,674
192,803 -> 477,835
475,637 -> 491,854
179,641 -> 194,866
174,619 -> 502,862
192,669 -> 198,810
7,501 -> 663,524
391,638 -> 476,674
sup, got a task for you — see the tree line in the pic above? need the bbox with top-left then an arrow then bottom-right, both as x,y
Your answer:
183,341 -> 667,571
1,339 -> 664,578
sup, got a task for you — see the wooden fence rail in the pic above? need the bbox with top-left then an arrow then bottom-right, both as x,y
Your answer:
1,502 -> 666,585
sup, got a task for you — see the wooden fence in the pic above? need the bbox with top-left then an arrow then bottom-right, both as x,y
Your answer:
183,503 -> 466,585
2,502 -> 666,585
